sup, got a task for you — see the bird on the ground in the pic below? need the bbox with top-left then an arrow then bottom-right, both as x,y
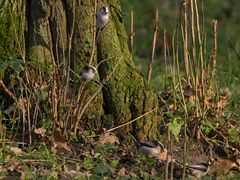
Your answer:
187,162 -> 210,178
136,140 -> 164,157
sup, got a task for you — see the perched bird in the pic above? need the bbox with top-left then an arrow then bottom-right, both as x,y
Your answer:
96,7 -> 110,39
79,66 -> 97,83
79,66 -> 106,89
136,140 -> 164,157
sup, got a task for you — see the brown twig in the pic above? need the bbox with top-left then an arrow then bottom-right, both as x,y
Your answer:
211,19 -> 217,81
0,80 -> 18,104
88,0 -> 97,66
147,9 -> 159,84
107,108 -> 158,132
182,0 -> 189,83
194,0 -> 205,114
46,17 -> 58,129
227,36 -> 240,60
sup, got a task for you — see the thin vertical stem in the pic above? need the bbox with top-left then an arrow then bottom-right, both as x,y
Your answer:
211,19 -> 217,81
190,0 -> 200,117
147,9 -> 159,83
194,0 -> 205,114
183,0 -> 190,82
88,0 -> 97,66
164,29 -> 168,91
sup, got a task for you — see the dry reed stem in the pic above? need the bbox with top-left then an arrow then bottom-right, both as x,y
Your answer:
73,87 -> 102,134
88,0 -> 97,66
163,29 -> 168,91
190,0 -> 201,117
227,36 -> 240,60
164,128 -> 170,180
211,19 -> 217,81
106,108 -> 158,132
194,0 -> 205,114
147,9 -> 159,84
183,0 -> 190,83
0,80 -> 18,104
46,18 -> 58,129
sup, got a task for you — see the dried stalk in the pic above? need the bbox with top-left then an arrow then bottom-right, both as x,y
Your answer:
147,9 -> 159,83
46,18 -> 58,128
107,108 -> 158,132
73,87 -> 102,134
88,0 -> 97,66
190,0 -> 201,117
164,29 -> 168,91
194,0 -> 205,114
227,36 -> 240,60
182,0 -> 190,82
211,20 -> 217,81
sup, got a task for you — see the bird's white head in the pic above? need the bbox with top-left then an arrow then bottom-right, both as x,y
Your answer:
89,66 -> 97,74
101,7 -> 109,15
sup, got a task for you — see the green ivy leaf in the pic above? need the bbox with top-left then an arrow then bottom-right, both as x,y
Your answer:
167,117 -> 183,141
8,58 -> 24,75
93,165 -> 109,175
111,159 -> 119,168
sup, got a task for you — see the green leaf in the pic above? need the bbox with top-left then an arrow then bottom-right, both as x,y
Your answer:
111,159 -> 119,168
202,120 -> 214,134
83,156 -> 94,169
227,129 -> 239,136
167,117 -> 183,141
36,88 -> 46,101
92,165 -> 109,175
8,58 -> 24,75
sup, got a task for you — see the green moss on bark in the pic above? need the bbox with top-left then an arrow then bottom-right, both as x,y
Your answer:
97,0 -> 158,139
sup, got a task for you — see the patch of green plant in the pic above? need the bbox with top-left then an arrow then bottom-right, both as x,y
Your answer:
94,143 -> 117,153
92,164 -> 110,176
111,159 -> 119,168
167,113 -> 184,142
201,119 -> 214,134
83,156 -> 95,169
227,129 -> 240,143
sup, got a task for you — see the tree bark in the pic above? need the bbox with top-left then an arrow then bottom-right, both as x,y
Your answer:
26,0 -> 158,139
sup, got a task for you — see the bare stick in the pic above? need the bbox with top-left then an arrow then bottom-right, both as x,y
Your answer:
211,20 -> 217,81
227,36 -> 240,60
46,18 -> 58,128
88,0 -> 97,66
194,0 -> 205,113
107,108 -> 158,132
164,29 -> 168,91
147,9 -> 159,83
0,80 -> 18,104
74,87 -> 102,134
182,0 -> 190,83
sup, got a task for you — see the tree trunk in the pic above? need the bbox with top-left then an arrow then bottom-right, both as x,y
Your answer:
26,0 -> 158,139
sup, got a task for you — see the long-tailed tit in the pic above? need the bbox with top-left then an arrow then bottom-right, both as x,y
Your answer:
80,66 -> 97,83
187,162 -> 210,178
136,140 -> 164,157
79,66 -> 106,89
96,7 -> 110,39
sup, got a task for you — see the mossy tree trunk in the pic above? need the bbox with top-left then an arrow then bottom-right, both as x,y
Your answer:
26,0 -> 158,140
